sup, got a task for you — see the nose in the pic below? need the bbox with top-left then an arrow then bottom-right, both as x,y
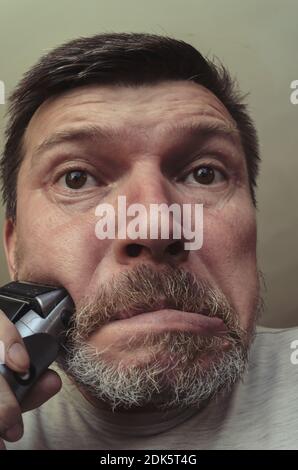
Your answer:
115,237 -> 188,265
112,165 -> 189,266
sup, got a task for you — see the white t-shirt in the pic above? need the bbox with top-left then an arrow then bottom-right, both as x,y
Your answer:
6,326 -> 298,450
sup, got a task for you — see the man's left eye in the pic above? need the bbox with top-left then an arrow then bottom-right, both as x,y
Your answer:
58,169 -> 97,190
183,165 -> 225,185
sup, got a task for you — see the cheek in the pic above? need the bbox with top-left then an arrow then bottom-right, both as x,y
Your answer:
15,201 -> 109,305
197,202 -> 258,328
205,207 -> 257,268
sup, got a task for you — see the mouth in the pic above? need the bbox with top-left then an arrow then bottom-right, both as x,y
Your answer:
113,300 -> 183,320
114,299 -> 217,320
104,304 -> 229,337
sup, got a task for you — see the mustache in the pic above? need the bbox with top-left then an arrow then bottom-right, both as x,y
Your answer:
67,264 -> 246,343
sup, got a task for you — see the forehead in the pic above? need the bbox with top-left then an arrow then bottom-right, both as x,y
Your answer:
24,80 -> 236,151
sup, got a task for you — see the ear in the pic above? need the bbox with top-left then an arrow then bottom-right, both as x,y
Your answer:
3,218 -> 18,280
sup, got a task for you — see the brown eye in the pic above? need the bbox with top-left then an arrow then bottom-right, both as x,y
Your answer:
183,165 -> 225,185
56,168 -> 98,192
193,166 -> 215,184
65,170 -> 87,189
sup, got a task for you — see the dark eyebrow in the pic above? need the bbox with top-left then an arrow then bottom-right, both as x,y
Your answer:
30,124 -> 122,165
30,119 -> 240,165
163,118 -> 240,140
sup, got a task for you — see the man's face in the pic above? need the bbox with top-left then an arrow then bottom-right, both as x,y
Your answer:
4,80 -> 259,410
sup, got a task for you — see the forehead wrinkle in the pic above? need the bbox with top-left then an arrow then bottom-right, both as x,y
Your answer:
28,114 -> 241,169
28,123 -> 129,166
24,81 -> 240,167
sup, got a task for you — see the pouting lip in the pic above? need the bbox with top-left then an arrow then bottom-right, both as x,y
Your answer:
113,301 -> 219,322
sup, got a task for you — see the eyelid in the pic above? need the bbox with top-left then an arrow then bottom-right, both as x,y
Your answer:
53,161 -> 106,186
178,158 -> 228,181
53,166 -> 99,193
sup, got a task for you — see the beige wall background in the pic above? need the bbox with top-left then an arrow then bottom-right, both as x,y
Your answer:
0,0 -> 297,327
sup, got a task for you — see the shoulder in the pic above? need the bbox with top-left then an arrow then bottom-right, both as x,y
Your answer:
247,325 -> 298,384
256,324 -> 298,335
254,324 -> 298,347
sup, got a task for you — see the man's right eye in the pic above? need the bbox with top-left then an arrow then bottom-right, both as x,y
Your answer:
57,169 -> 97,190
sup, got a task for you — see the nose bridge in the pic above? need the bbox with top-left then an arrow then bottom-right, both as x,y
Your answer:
123,158 -> 171,207
118,158 -> 179,242
111,158 -> 189,265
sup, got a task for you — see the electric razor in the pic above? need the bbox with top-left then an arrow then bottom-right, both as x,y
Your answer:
0,281 -> 74,403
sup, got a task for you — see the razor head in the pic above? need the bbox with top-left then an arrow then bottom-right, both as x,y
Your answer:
0,281 -> 68,323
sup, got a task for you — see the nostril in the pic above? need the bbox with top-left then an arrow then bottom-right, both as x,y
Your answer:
166,240 -> 184,256
126,243 -> 143,257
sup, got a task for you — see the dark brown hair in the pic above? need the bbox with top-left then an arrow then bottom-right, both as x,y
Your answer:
1,32 -> 260,219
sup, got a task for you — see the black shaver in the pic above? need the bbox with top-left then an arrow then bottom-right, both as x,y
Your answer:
0,281 -> 74,403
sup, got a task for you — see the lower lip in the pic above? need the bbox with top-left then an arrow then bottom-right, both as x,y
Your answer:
112,309 -> 228,336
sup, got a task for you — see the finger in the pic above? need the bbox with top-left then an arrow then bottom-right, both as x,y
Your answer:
0,310 -> 30,373
0,374 -> 23,442
21,369 -> 62,412
0,439 -> 6,450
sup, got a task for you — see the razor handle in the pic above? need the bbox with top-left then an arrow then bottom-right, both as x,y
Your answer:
0,281 -> 74,402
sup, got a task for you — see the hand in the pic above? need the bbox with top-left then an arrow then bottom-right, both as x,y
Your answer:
0,309 -> 62,449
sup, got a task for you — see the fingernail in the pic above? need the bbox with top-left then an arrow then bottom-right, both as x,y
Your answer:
7,342 -> 29,370
5,422 -> 23,441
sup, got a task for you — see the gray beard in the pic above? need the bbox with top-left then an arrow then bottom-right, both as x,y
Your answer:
56,264 -> 260,412
60,329 -> 253,412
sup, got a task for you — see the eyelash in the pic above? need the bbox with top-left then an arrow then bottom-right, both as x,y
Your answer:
52,159 -> 228,192
179,162 -> 227,183
54,165 -> 98,188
